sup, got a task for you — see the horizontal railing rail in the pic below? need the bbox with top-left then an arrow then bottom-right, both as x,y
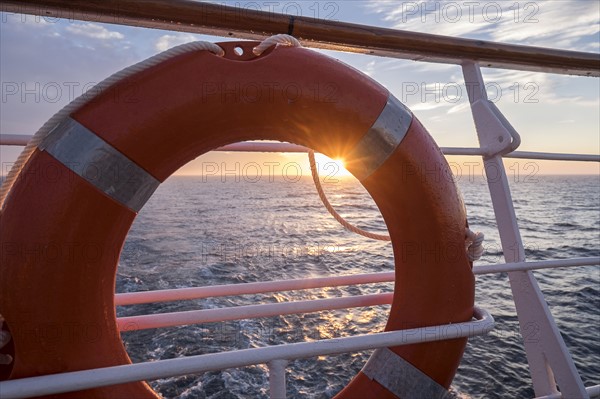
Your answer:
113,257 -> 599,331
0,307 -> 494,399
2,0 -> 599,77
117,293 -> 393,331
115,257 -> 600,306
537,386 -> 600,399
115,257 -> 600,331
115,271 -> 395,306
2,135 -> 599,162
0,134 -> 31,146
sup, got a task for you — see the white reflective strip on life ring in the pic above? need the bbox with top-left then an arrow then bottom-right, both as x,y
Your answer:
362,347 -> 453,399
39,117 -> 160,212
347,94 -> 413,181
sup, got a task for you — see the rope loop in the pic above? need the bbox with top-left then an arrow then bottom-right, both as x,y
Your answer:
308,150 -> 391,241
253,34 -> 301,56
309,150 -> 486,262
188,41 -> 225,57
0,315 -> 13,365
466,228 -> 485,261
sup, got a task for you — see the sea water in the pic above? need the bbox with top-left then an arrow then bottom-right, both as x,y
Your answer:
117,174 -> 599,399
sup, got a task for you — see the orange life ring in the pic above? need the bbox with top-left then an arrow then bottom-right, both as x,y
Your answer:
0,40 -> 474,398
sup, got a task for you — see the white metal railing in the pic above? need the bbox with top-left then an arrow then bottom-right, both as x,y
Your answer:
118,293 -> 394,331
113,257 -> 600,308
2,257 -> 598,397
112,257 -> 600,332
461,61 -> 589,398
538,386 -> 600,399
115,271 -> 396,306
0,134 -> 31,146
0,307 -> 494,399
2,134 -> 599,162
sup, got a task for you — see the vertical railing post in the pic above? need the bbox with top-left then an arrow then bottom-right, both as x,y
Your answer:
268,359 -> 288,399
462,62 -> 588,399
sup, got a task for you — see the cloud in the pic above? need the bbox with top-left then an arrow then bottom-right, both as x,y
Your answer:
65,23 -> 124,40
410,102 -> 449,111
488,2 -> 599,49
1,13 -> 53,28
480,70 -> 599,107
364,0 -> 600,51
155,33 -> 200,51
0,18 -> 140,137
446,102 -> 470,115
363,60 -> 377,76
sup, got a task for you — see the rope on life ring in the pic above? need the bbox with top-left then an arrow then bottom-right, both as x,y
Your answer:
0,34 -> 475,398
308,149 -> 486,261
0,315 -> 13,366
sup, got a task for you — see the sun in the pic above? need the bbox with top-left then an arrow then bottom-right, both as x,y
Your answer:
314,153 -> 353,178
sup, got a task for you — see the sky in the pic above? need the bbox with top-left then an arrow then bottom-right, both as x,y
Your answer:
1,0 -> 599,178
